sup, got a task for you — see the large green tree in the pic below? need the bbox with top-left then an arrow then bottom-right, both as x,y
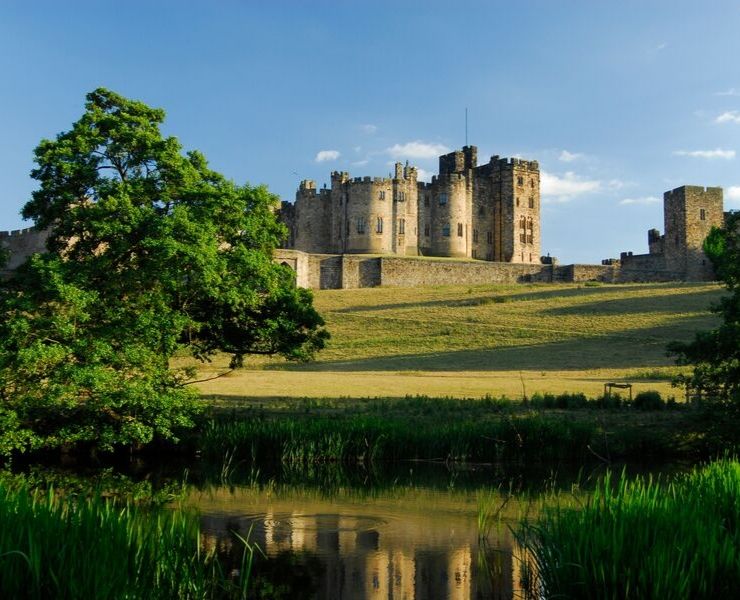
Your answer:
670,210 -> 740,402
0,88 -> 328,455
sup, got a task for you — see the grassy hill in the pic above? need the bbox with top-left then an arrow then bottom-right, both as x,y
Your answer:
194,282 -> 724,402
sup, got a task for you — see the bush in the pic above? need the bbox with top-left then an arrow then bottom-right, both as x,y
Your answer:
633,390 -> 664,410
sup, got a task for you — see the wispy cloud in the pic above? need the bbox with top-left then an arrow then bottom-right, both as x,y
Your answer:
540,171 -> 601,202
360,124 -> 377,135
715,88 -> 740,97
558,150 -> 584,162
315,150 -> 340,162
351,159 -> 368,167
655,42 -> 667,51
716,111 -> 740,124
619,196 -> 661,206
673,148 -> 735,159
385,141 -> 450,160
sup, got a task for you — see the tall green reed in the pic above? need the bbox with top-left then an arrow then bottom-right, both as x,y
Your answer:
516,459 -> 740,599
0,483 -> 255,599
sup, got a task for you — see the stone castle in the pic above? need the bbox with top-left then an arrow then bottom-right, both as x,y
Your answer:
280,146 -> 541,263
1,145 -> 730,289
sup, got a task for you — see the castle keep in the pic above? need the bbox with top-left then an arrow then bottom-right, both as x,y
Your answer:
281,146 -> 541,264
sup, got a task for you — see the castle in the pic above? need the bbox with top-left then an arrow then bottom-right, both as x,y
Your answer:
280,146 -> 541,264
1,145 -> 729,289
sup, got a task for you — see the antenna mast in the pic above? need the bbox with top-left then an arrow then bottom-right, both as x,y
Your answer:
465,108 -> 468,146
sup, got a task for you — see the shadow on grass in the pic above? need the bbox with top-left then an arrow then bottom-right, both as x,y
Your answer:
272,314 -> 715,372
544,288 -> 722,316
328,283 -> 721,315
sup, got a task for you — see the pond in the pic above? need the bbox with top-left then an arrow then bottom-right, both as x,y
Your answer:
183,459 -> 684,599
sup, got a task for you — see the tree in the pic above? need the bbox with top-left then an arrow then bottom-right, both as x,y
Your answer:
669,210 -> 740,402
0,88 -> 328,455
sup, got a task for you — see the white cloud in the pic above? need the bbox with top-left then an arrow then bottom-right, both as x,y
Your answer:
619,196 -> 661,206
415,168 -> 434,182
726,186 -> 740,204
655,42 -> 667,51
715,88 -> 740,97
351,159 -> 368,167
540,171 -> 601,202
673,148 -> 735,159
315,150 -> 340,162
558,150 -> 584,162
360,124 -> 377,134
385,141 -> 450,160
716,111 -> 740,124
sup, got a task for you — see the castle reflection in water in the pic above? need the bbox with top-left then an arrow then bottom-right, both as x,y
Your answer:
200,509 -> 531,599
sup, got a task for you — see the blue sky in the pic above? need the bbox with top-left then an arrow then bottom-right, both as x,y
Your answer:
2,0 -> 740,263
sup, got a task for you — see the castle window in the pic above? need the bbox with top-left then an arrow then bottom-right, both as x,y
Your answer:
424,195 -> 430,207
530,179 -> 535,188
700,208 -> 706,221
376,217 -> 383,234
438,193 -> 448,206
529,253 -> 533,262
442,223 -> 451,237
356,218 -> 366,234
529,197 -> 535,209
520,216 -> 526,229
399,192 -> 405,202
516,198 -> 520,207
473,229 -> 479,243
520,233 -> 526,243
379,190 -> 385,200
457,223 -> 463,237
398,218 -> 405,235
517,176 -> 524,186
487,231 -> 492,245
424,224 -> 430,237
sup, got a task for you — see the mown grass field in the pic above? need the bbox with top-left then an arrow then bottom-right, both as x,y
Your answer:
192,282 -> 724,402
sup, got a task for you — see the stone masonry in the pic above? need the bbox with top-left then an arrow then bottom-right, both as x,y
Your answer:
280,146 -> 542,264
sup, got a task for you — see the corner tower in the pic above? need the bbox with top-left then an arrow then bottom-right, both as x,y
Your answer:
663,185 -> 723,279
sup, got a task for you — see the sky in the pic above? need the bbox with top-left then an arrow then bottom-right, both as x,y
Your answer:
2,0 -> 740,263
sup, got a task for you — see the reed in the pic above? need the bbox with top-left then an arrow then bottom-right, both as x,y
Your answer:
0,482 -> 254,599
516,459 -> 740,599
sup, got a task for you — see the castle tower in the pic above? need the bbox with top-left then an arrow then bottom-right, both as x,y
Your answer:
293,180 -> 332,253
427,148 -> 476,258
663,185 -> 723,279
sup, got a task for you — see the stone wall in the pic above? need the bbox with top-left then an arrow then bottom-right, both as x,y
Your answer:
0,227 -> 50,273
378,257 -> 552,288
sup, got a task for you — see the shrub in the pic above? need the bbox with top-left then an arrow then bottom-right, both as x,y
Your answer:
633,390 -> 664,410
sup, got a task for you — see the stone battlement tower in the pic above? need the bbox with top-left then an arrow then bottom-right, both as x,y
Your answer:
282,145 -> 541,264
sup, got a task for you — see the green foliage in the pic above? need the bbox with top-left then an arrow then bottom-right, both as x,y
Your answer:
517,459 -> 740,599
0,481 -> 256,599
670,212 -> 740,402
0,88 -> 328,455
633,389 -> 664,410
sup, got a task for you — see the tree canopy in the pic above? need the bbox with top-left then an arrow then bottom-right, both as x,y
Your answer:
670,211 -> 740,402
0,88 -> 328,455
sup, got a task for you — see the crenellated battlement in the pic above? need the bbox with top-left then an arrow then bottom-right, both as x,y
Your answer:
0,227 -> 37,238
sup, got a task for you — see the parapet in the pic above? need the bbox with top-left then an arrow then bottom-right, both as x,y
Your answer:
0,227 -> 37,238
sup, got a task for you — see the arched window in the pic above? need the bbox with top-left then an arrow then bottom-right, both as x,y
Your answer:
457,223 -> 463,237
398,218 -> 405,235
376,217 -> 383,234
529,197 -> 535,209
357,218 -> 366,234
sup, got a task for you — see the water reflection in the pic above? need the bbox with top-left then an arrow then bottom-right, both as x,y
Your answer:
195,487 -> 531,599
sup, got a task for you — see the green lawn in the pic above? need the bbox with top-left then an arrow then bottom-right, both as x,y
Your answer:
191,282 -> 723,400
